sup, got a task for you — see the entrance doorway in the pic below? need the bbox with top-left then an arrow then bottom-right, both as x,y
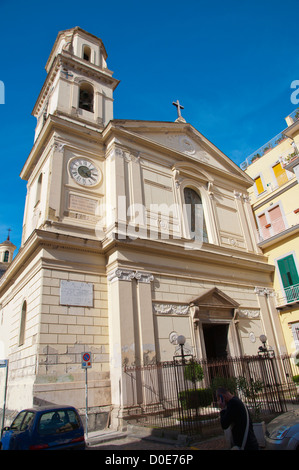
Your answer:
203,323 -> 229,359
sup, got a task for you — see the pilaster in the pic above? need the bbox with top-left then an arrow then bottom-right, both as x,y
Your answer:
254,286 -> 286,354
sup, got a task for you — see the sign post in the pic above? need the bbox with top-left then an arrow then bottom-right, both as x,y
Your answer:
81,352 -> 92,439
0,359 -> 9,438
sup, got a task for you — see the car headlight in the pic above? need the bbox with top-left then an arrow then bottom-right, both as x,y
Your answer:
270,426 -> 290,440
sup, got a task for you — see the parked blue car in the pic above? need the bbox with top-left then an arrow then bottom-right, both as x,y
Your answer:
0,405 -> 85,450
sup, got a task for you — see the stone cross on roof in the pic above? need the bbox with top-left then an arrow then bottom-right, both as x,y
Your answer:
172,100 -> 186,123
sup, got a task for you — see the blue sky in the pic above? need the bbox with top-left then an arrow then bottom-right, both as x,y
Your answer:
1,0 -> 299,250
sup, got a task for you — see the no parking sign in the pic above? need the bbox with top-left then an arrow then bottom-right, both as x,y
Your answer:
81,353 -> 92,438
81,352 -> 92,369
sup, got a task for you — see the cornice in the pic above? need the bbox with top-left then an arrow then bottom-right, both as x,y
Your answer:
0,229 -> 104,295
33,52 -> 119,116
20,114 -> 105,180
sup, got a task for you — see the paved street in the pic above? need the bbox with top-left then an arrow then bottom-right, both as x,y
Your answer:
85,428 -> 228,451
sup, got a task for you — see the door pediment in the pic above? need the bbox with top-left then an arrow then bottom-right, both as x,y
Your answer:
190,287 -> 239,320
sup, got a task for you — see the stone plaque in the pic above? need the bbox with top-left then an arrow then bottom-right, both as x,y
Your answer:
60,280 -> 93,307
69,194 -> 97,214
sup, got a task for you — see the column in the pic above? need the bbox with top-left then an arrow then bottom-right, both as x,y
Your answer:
135,272 -> 155,364
234,191 -> 254,252
47,143 -> 64,221
105,146 -> 127,236
243,193 -> 261,254
94,91 -> 104,126
254,287 -> 286,354
107,268 -> 136,422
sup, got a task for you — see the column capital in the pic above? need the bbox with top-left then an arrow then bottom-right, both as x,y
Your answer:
107,268 -> 136,283
135,271 -> 154,283
254,286 -> 275,297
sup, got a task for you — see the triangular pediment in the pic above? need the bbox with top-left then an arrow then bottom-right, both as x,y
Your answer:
190,287 -> 240,309
110,120 -> 252,186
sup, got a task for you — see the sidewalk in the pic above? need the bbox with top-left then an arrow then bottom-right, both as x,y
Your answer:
85,426 -> 228,450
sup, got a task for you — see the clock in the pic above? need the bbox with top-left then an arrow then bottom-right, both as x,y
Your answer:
69,158 -> 100,186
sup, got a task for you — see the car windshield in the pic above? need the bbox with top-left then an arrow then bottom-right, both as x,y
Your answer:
37,409 -> 80,435
10,411 -> 35,431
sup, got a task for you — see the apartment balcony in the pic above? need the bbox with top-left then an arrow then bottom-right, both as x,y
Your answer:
241,108 -> 299,171
275,283 -> 299,309
257,208 -> 299,246
241,131 -> 288,170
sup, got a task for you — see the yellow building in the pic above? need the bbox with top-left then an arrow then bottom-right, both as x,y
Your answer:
244,110 -> 299,356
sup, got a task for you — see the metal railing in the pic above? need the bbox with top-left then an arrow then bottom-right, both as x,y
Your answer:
123,355 -> 299,437
240,108 -> 299,171
241,131 -> 289,170
276,283 -> 299,306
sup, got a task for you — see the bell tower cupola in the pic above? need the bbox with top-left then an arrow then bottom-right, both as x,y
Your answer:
33,27 -> 119,141
0,230 -> 16,277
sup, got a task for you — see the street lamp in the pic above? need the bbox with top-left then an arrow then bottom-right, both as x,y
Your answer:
177,335 -> 186,362
258,334 -> 274,358
259,334 -> 267,354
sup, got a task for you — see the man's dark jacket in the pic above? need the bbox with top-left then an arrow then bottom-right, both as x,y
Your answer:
220,396 -> 259,450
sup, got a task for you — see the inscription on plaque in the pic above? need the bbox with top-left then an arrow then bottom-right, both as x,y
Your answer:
69,194 -> 97,214
60,280 -> 94,307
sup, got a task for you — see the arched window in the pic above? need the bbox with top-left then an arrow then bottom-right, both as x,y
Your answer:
19,301 -> 27,346
35,173 -> 42,206
3,251 -> 9,262
184,187 -> 208,242
79,83 -> 94,113
83,45 -> 91,62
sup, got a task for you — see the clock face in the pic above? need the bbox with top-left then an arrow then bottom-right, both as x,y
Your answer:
69,159 -> 100,186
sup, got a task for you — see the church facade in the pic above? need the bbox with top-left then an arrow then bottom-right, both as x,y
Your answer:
0,27 -> 286,428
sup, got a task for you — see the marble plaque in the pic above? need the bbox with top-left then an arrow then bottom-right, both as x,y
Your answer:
60,280 -> 93,307
69,194 -> 97,214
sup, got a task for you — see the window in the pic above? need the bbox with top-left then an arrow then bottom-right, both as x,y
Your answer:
272,162 -> 288,186
10,411 -> 28,430
83,45 -> 91,62
18,301 -> 27,346
79,83 -> 94,112
35,173 -> 42,206
268,205 -> 285,235
254,176 -> 265,195
277,254 -> 299,303
38,409 -> 80,435
291,322 -> 299,351
3,250 -> 9,262
183,187 -> 208,242
257,204 -> 286,241
258,213 -> 271,241
10,411 -> 35,431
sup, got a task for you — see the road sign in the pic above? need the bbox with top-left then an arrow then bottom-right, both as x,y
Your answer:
81,353 -> 92,439
81,352 -> 92,369
0,359 -> 8,438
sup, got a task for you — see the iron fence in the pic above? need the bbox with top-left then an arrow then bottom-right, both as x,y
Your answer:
123,355 -> 299,436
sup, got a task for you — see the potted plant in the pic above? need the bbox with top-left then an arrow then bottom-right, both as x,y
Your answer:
263,144 -> 272,155
178,360 -> 213,417
251,153 -> 261,163
236,376 -> 266,447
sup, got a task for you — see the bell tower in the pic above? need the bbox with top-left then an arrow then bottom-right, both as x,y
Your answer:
21,28 -> 120,244
0,230 -> 16,277
33,27 -> 119,141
